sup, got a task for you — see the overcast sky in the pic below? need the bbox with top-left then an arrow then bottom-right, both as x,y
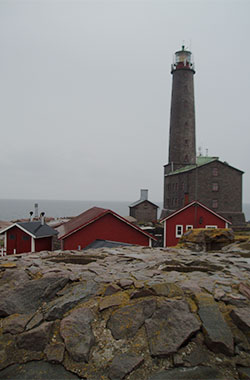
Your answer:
1,0 -> 250,204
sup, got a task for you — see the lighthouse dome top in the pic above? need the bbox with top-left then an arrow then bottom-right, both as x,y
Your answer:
171,45 -> 195,73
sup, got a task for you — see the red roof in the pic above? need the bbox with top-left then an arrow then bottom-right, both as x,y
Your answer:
58,206 -> 157,241
160,201 -> 231,224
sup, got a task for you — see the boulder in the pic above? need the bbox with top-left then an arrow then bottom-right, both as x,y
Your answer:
179,228 -> 234,251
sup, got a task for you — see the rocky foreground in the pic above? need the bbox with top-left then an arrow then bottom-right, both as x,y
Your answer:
1,246 -> 250,379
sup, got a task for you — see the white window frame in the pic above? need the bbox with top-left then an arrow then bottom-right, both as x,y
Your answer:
176,225 -> 183,238
205,225 -> 217,229
186,225 -> 193,231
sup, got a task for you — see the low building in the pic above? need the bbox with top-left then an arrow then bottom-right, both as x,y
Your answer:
0,221 -> 58,255
58,206 -> 157,250
161,201 -> 230,247
129,189 -> 158,223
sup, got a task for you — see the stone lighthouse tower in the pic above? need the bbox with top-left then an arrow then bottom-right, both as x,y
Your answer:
161,46 -> 245,225
167,45 -> 196,174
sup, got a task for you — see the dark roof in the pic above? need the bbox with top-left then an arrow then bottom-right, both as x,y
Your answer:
165,156 -> 244,176
84,239 -> 134,250
129,199 -> 159,208
58,206 -> 157,241
160,201 -> 231,224
17,221 -> 58,238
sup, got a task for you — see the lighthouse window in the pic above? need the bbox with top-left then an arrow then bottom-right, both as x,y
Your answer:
185,139 -> 188,146
212,168 -> 218,176
212,199 -> 218,209
212,183 -> 219,191
184,155 -> 188,162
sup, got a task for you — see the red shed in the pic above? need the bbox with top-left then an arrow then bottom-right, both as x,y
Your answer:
58,207 -> 157,250
161,201 -> 230,247
0,221 -> 58,255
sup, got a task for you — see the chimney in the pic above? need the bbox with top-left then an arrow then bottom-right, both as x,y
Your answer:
34,203 -> 39,218
140,189 -> 148,201
29,211 -> 33,222
40,212 -> 45,225
184,193 -> 189,206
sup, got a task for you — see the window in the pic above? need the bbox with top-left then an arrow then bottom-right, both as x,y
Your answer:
9,234 -> 16,240
205,225 -> 217,229
184,139 -> 189,146
22,235 -> 29,241
212,182 -> 219,191
212,167 -> 218,176
186,225 -> 193,231
212,199 -> 218,209
176,225 -> 183,237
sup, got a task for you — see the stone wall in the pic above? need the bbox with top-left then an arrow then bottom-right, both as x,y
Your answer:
163,161 -> 245,225
130,201 -> 158,223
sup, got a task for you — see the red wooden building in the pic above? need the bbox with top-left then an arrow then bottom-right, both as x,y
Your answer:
0,221 -> 58,255
161,201 -> 230,247
58,207 -> 157,250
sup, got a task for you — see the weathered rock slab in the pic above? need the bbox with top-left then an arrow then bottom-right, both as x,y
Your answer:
197,293 -> 234,356
45,280 -> 98,320
237,366 -> 250,379
145,299 -> 201,357
99,292 -> 129,311
0,361 -> 79,379
0,277 -> 69,317
16,321 -> 54,352
44,342 -> 65,363
148,366 -> 232,380
107,299 -> 156,340
108,353 -> 144,380
231,307 -> 250,332
2,313 -> 32,334
60,306 -> 95,362
149,282 -> 184,297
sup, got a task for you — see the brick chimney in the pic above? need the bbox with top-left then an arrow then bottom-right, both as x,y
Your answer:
140,189 -> 148,201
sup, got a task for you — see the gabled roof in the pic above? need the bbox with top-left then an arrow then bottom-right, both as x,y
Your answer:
0,221 -> 58,239
129,199 -> 159,208
58,206 -> 157,241
160,201 -> 231,224
84,239 -> 134,250
165,156 -> 244,176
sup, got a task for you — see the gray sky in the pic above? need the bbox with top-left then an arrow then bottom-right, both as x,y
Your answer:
1,0 -> 250,203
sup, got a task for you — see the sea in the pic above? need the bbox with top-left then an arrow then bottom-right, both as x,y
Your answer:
0,199 -> 162,221
0,199 -> 249,222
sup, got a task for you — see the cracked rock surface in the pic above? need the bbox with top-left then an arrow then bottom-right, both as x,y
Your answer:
1,246 -> 250,379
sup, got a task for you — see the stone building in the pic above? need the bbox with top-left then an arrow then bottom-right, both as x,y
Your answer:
161,46 -> 245,226
129,189 -> 158,223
